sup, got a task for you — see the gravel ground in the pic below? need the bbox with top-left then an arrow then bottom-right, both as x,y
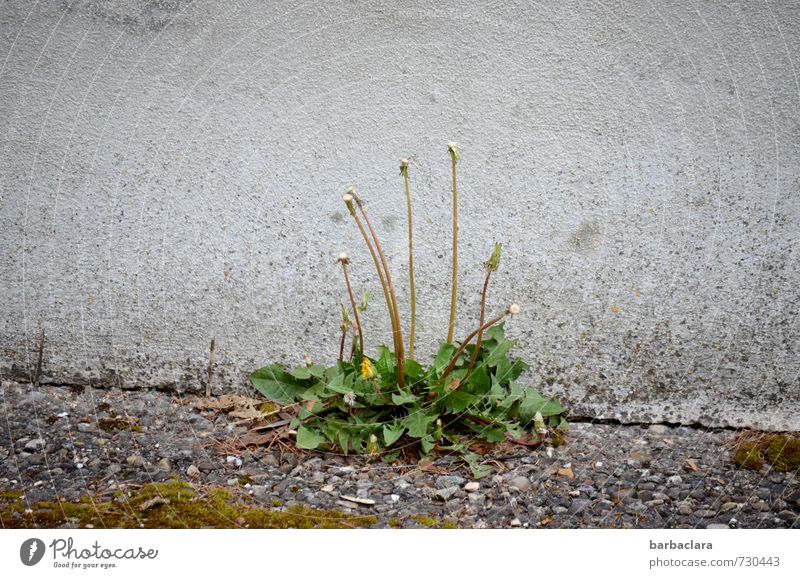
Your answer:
1,380 -> 798,529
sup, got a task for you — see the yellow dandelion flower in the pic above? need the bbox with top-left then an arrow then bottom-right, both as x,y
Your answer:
361,358 -> 376,380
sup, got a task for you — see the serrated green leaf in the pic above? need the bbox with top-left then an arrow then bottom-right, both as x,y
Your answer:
296,426 -> 325,449
466,365 -> 491,395
469,462 -> 493,479
250,365 -> 306,405
443,390 -> 478,413
391,391 -> 418,405
483,322 -> 505,343
420,435 -> 435,454
402,411 -> 438,438
326,373 -> 354,395
486,338 -> 514,367
519,390 -> 565,422
383,422 -> 405,446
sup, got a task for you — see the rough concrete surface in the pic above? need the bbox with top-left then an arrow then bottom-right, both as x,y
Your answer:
0,1 -> 798,430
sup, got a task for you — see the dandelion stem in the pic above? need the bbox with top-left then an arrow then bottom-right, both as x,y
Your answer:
339,257 -> 364,362
440,306 -> 516,381
465,269 -> 492,378
343,191 -> 405,389
465,243 -> 502,380
338,328 -> 347,362
446,142 -> 459,345
400,158 -> 416,360
352,192 -> 405,389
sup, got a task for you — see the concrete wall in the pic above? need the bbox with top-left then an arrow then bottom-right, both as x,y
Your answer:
1,0 -> 798,430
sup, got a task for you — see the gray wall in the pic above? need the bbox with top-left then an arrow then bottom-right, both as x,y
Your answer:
1,0 -> 798,430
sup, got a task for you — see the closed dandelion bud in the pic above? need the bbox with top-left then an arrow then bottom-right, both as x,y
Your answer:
399,157 -> 410,176
533,411 -> 546,433
340,303 -> 351,332
486,243 -> 502,272
367,433 -> 379,455
434,418 -> 443,441
337,252 -> 350,265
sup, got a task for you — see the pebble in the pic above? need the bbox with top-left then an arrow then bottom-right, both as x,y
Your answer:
508,476 -> 531,492
24,438 -> 45,451
464,482 -> 480,492
186,465 -> 200,477
435,487 -> 459,501
126,454 -> 146,467
694,509 -> 717,518
648,424 -> 668,434
435,476 -> 466,489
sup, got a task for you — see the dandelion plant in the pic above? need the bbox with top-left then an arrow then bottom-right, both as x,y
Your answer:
250,145 -> 568,474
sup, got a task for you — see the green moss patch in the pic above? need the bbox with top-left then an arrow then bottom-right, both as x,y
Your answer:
732,434 -> 800,473
0,480 -> 376,529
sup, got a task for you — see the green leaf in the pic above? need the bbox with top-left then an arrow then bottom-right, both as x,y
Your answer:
510,359 -> 529,381
382,422 -> 405,446
296,427 -> 325,449
420,435 -> 435,454
404,359 -> 424,380
290,365 -> 326,380
432,343 -> 457,375
483,322 -> 505,343
326,373 -> 354,395
466,365 -> 491,395
382,450 -> 400,464
486,338 -> 514,367
519,390 -> 565,422
462,452 -> 492,479
403,411 -> 438,438
391,390 -> 418,405
338,429 -> 351,456
469,462 -> 492,479
443,390 -> 478,413
493,356 -> 514,386
479,427 -> 507,443
250,365 -> 305,405
375,346 -> 396,377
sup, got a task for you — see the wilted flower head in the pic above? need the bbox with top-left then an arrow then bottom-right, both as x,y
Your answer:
343,392 -> 357,407
399,157 -> 410,176
447,141 -> 459,161
337,252 -> 350,265
508,303 -> 520,315
342,190 -> 357,216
